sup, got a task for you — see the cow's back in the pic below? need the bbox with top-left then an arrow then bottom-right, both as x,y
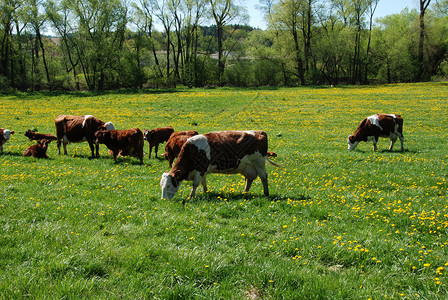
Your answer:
203,131 -> 268,171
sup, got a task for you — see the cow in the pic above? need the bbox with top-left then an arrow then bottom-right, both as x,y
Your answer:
160,130 -> 278,201
143,126 -> 174,158
348,114 -> 404,151
24,129 -> 58,142
55,115 -> 114,158
23,139 -> 51,158
162,130 -> 198,167
94,128 -> 144,164
0,128 -> 14,153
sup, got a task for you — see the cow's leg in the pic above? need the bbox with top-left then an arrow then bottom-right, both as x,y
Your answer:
372,137 -> 378,151
189,173 -> 203,198
63,141 -> 68,155
148,145 -> 152,159
201,176 -> 207,193
154,144 -> 159,158
57,139 -> 61,154
252,164 -> 269,196
243,178 -> 254,193
95,143 -> 100,157
87,141 -> 95,158
399,134 -> 404,152
138,148 -> 144,165
389,137 -> 397,151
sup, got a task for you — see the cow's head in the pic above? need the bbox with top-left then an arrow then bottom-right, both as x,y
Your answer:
160,172 -> 182,200
24,129 -> 36,139
143,129 -> 154,143
3,129 -> 14,141
94,131 -> 108,144
347,135 -> 359,151
39,139 -> 50,149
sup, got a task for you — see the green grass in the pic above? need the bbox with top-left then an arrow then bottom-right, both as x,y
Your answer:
1,83 -> 447,298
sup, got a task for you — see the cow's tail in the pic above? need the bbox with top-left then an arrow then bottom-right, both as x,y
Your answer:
265,156 -> 282,168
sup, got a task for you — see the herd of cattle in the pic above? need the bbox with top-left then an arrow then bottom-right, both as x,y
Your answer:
0,113 -> 404,200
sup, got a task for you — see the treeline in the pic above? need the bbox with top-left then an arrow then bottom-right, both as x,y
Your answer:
1,0 -> 447,91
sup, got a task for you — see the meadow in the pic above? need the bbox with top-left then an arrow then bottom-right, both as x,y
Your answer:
0,82 -> 447,299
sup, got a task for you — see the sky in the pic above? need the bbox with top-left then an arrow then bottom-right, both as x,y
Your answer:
244,0 -> 418,30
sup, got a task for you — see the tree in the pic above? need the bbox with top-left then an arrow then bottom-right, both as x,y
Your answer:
209,0 -> 246,86
417,0 -> 432,81
25,0 -> 51,90
65,0 -> 129,90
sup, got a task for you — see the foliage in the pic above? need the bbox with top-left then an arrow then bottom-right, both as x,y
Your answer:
0,0 -> 447,90
0,83 -> 447,298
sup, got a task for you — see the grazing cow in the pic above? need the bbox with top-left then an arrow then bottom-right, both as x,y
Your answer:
23,139 -> 51,158
25,129 -> 58,142
160,130 -> 278,201
94,128 -> 144,164
0,128 -> 14,153
55,115 -> 114,158
348,114 -> 404,151
162,130 -> 198,167
144,126 -> 174,158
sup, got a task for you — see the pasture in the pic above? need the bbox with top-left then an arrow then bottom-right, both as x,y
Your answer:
0,83 -> 447,299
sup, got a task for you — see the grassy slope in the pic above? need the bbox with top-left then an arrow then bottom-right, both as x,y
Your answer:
0,83 -> 447,299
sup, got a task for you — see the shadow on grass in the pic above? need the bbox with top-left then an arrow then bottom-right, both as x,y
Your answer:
183,191 -> 311,205
1,151 -> 25,157
2,88 -> 188,100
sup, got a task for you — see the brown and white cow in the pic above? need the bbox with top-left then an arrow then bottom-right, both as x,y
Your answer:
348,114 -> 404,151
0,128 -> 14,153
55,115 -> 114,158
25,129 -> 58,142
160,130 -> 277,200
23,139 -> 51,158
162,130 -> 198,167
94,128 -> 144,164
143,126 -> 174,158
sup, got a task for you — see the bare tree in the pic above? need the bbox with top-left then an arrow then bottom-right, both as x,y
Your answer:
417,0 -> 432,81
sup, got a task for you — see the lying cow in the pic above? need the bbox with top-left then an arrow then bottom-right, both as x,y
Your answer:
0,128 -> 14,153
25,129 -> 58,141
162,130 -> 198,167
94,128 -> 144,164
55,115 -> 114,158
23,139 -> 51,158
160,130 -> 277,201
348,114 -> 404,151
144,126 -> 174,158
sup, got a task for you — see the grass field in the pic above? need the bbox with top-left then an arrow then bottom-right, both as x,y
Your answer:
0,83 -> 447,299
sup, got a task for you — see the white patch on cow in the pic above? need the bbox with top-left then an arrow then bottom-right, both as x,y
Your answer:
187,135 -> 210,159
3,129 -> 11,141
104,122 -> 115,130
160,172 -> 181,200
82,115 -> 93,128
367,114 -> 383,131
387,114 -> 396,119
244,130 -> 255,136
207,151 -> 265,175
